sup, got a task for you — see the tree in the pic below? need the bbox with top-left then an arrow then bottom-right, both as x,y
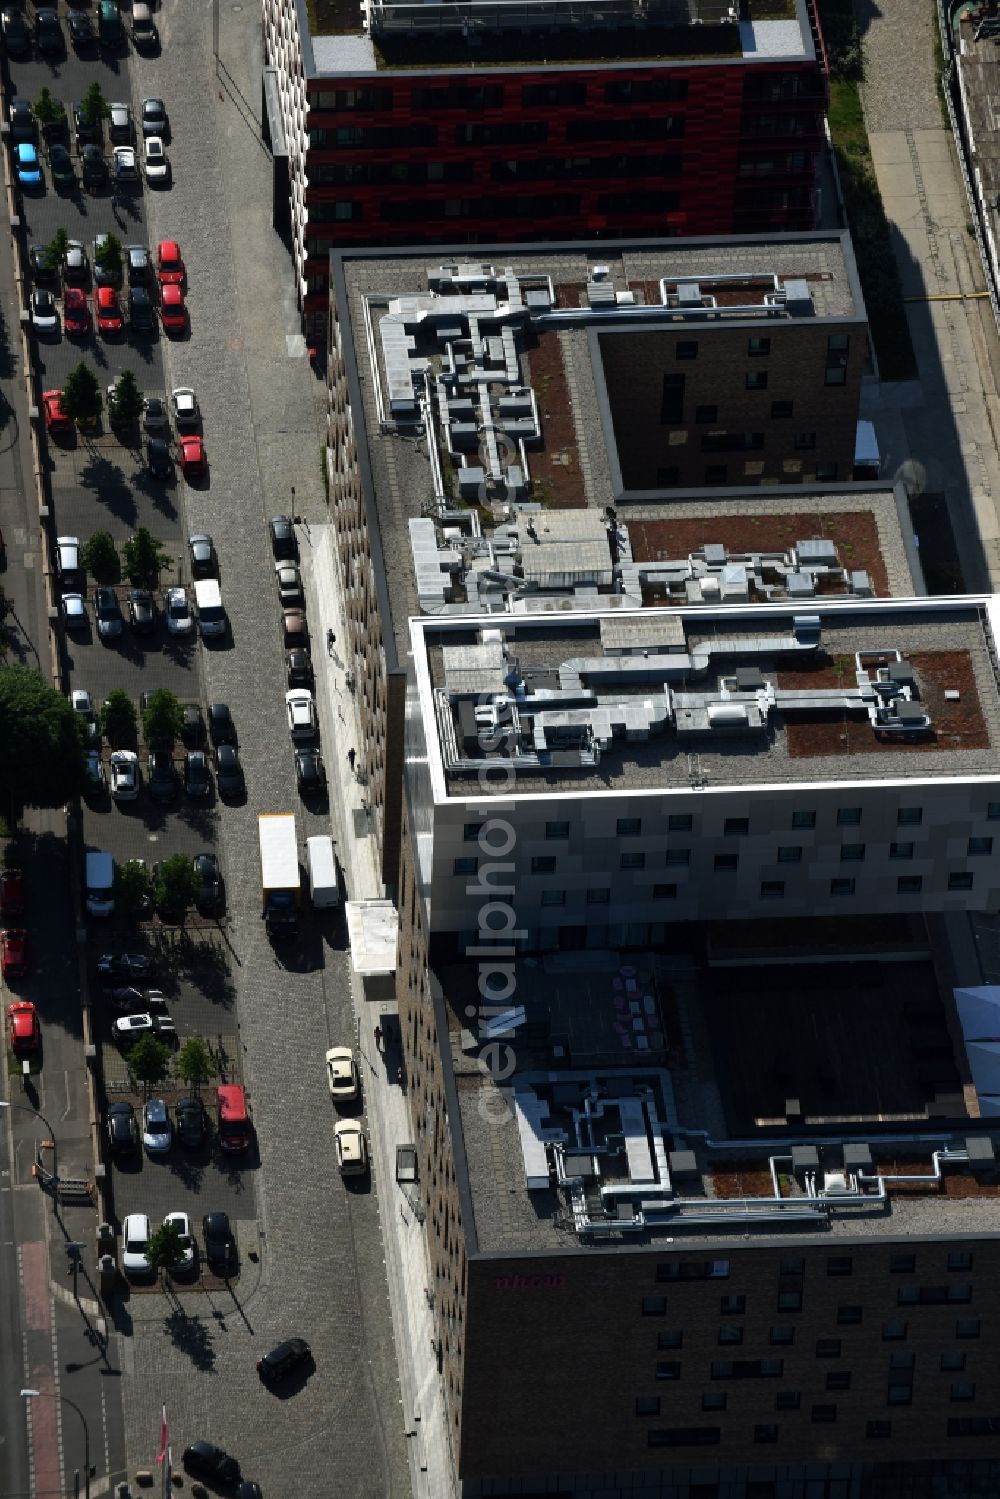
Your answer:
80,530 -> 120,583
128,1034 -> 171,1099
154,853 -> 198,919
141,688 -> 183,748
94,232 -> 123,282
62,362 -> 102,428
44,228 -> 69,274
80,81 -> 108,128
107,369 -> 143,429
122,528 -> 170,586
33,88 -> 66,139
100,689 -> 137,749
146,1220 -> 188,1284
115,859 -> 153,919
0,665 -> 85,820
177,1037 -> 213,1095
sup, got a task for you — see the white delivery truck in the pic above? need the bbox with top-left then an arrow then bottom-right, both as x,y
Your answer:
306,835 -> 340,909
258,813 -> 301,938
193,579 -> 226,640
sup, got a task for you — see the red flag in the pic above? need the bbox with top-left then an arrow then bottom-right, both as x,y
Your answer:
156,1405 -> 167,1464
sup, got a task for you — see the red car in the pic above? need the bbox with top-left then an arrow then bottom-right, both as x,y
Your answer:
95,286 -> 124,336
42,391 -> 71,434
159,282 -> 186,334
156,240 -> 184,286
1,929 -> 28,979
63,287 -> 90,338
7,1000 -> 40,1057
179,434 -> 205,477
0,867 -> 25,919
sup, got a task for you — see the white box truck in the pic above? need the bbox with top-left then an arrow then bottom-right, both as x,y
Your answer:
306,835 -> 339,909
258,813 -> 300,938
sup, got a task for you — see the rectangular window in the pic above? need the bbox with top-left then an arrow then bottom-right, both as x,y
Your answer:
724,818 -> 749,836
748,336 -> 771,356
777,845 -> 803,864
882,1321 -> 907,1340
776,1391 -> 800,1411
701,1392 -> 726,1411
988,801 -> 1000,820
754,1424 -> 779,1443
667,814 -> 693,832
776,1290 -> 802,1311
948,1252 -> 974,1271
947,1418 -> 1000,1436
949,872 -> 974,891
889,842 -> 914,860
715,854 -> 739,872
635,1396 -> 661,1416
531,856 -> 556,874
770,1326 -> 794,1345
889,1352 -> 915,1369
825,365 -> 847,387
827,1256 -> 853,1277
951,1383 -> 977,1402
897,876 -> 923,895
545,821 -> 569,840
658,1330 -> 683,1349
657,1260 -> 729,1282
771,400 -> 793,418
720,1295 -> 746,1314
660,373 -> 685,423
941,1352 -> 966,1371
642,1296 -> 667,1316
780,1257 -> 804,1274
837,807 -> 862,826
837,1306 -> 863,1325
816,1339 -> 842,1358
968,836 -> 993,856
761,881 -> 785,900
840,844 -> 865,863
815,463 -> 838,482
695,404 -> 718,424
746,371 -> 768,390
653,883 -> 678,900
540,889 -> 566,907
826,1372 -> 852,1391
867,1420 -> 892,1439
621,852 -> 645,871
791,810 -> 816,830
794,431 -> 817,451
617,817 -> 642,837
710,1359 -> 783,1379
655,1361 -> 682,1380
812,1405 -> 837,1423
586,888 -> 611,905
718,1325 -> 743,1345
830,878 -> 855,897
647,1427 -> 721,1448
676,341 -> 698,361
956,1319 -> 981,1338
453,856 -> 477,876
898,807 -> 923,826
890,1254 -> 916,1273
665,849 -> 691,866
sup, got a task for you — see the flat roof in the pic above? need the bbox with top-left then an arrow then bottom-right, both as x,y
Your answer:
955,11 -> 1000,238
411,597 -> 1000,798
331,234 -> 867,669
434,951 -> 1000,1256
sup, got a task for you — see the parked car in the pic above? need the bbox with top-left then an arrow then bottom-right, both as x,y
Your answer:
109,750 -> 139,801
163,1212 -> 195,1269
193,853 -> 223,915
182,1442 -> 239,1489
142,395 -> 168,431
69,689 -> 99,743
286,648 -> 313,688
208,703 -> 236,745
142,1098 -> 172,1155
325,1046 -> 359,1102
6,1000 -> 40,1057
147,437 -> 172,479
63,287 -> 90,338
35,7 -> 62,55
282,609 -> 308,648
275,561 -> 303,605
96,952 -> 152,978
81,144 -> 107,191
122,1214 -> 151,1277
214,744 -> 244,799
160,283 -> 186,335
141,98 -> 168,138
0,867 -> 25,918
256,1338 -> 311,1384
106,1101 -> 139,1156
48,144 -> 75,188
1,9 -> 30,55
334,1119 -> 368,1177
9,97 -> 34,141
165,586 -> 193,636
63,238 -> 88,282
128,286 -> 155,333
201,1212 -> 237,1275
143,135 -> 168,184
126,243 -> 150,286
147,749 -> 177,803
156,239 -> 184,285
109,102 -> 132,144
171,387 -> 199,426
113,146 -> 138,183
184,751 -> 211,799
29,244 -> 56,282
93,585 -> 124,639
61,593 -> 87,629
269,514 -> 295,558
84,751 -> 106,798
175,1096 -> 207,1149
1,928 -> 29,979
188,533 -> 216,578
127,589 -> 157,633
68,11 -> 95,48
14,144 -> 41,189
286,689 -> 317,740
295,748 -> 326,796
29,288 -> 58,334
43,391 -> 72,435
179,434 -> 205,476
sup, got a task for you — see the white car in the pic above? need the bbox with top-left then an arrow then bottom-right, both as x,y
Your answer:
171,387 -> 199,426
143,136 -> 168,183
113,146 -> 138,181
64,239 -> 87,278
163,1211 -> 195,1269
122,1213 -> 151,1276
112,1012 -> 154,1045
30,288 -> 58,333
109,750 -> 139,801
325,1046 -> 359,1102
143,1098 -> 172,1154
285,689 -> 317,740
275,561 -> 303,605
165,586 -> 193,635
70,689 -> 99,745
109,101 -> 132,141
334,1119 -> 368,1177
61,594 -> 87,631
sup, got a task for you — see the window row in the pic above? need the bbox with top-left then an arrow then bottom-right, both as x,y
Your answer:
308,80 -> 691,111
460,808 -> 982,842
639,1412 -> 996,1446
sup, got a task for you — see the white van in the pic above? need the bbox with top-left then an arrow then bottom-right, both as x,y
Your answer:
56,535 -> 81,586
85,850 -> 115,917
306,835 -> 339,909
193,579 -> 226,639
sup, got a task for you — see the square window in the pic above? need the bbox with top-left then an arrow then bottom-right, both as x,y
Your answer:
897,807 -> 923,826
968,836 -> 993,856
746,371 -> 768,391
642,1296 -> 667,1316
653,883 -> 678,900
890,1254 -> 916,1273
777,1291 -> 802,1311
761,881 -> 784,900
889,842 -> 914,860
754,1424 -> 778,1443
635,1397 -> 660,1416
776,1391 -> 800,1411
453,856 -> 477,876
882,1321 -> 907,1340
586,888 -> 610,905
715,854 -> 738,872
531,856 -> 556,874
949,872 -> 974,892
695,404 -> 718,424
777,846 -> 803,864
949,1252 -> 974,1271
828,334 -> 850,352
951,1383 -> 976,1402
705,464 -> 728,485
540,889 -> 566,907
956,1319 -> 981,1338
668,814 -> 693,832
887,1385 -> 913,1406
837,1306 -> 862,1326
811,1404 -> 837,1423
655,1360 -> 682,1380
827,1256 -> 853,1277
657,1330 -> 683,1349
724,818 -> 749,836
840,844 -> 865,863
780,1257 -> 804,1274
545,821 -> 569,840
792,810 -> 816,830
748,336 -> 771,356
718,1324 -> 743,1345
720,1295 -> 746,1314
830,878 -> 855,897
889,1352 -> 914,1370
941,1352 -> 966,1371
837,807 -> 862,826
825,366 -> 847,387
816,1339 -> 841,1358
463,822 -> 483,842
794,431 -> 817,451
665,849 -> 691,866
815,463 -> 838,482
897,876 -> 923,895
771,400 -> 793,418
617,817 -> 642,837
676,340 -> 698,360
702,1392 -> 726,1411
621,852 -> 645,871
826,1372 -> 851,1391
897,1287 -> 918,1306
770,1326 -> 794,1345
867,1420 -> 892,1439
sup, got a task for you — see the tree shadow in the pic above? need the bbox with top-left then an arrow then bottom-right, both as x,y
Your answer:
77,451 -> 137,525
163,1303 -> 217,1372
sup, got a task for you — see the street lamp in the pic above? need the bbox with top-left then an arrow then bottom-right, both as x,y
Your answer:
0,1098 -> 59,1209
21,1387 -> 92,1499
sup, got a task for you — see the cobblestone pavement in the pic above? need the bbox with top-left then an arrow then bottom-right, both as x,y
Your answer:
858,0 -> 942,136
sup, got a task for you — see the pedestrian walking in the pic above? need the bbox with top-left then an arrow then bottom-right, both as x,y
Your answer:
327,627 -> 336,656
374,1024 -> 383,1049
348,747 -> 356,772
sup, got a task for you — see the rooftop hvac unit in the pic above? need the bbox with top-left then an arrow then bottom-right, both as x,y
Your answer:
678,283 -> 702,306
591,264 -> 610,280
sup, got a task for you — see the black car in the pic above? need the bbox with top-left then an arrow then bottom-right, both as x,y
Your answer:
194,852 -> 223,915
129,286 -> 155,333
142,395 -> 167,432
182,1442 -> 240,1489
184,752 -> 211,799
1,9 -> 30,55
175,1096 -> 207,1149
214,743 -> 244,799
81,144 -> 107,190
237,1485 -> 263,1499
127,589 -> 157,634
141,98 -> 168,138
127,244 -> 150,286
202,1211 -> 237,1273
9,97 -> 34,141
286,648 -> 313,688
96,952 -> 153,978
68,11 -> 95,47
256,1337 -> 312,1384
147,750 -> 177,803
181,703 -> 205,748
106,1101 -> 139,1156
188,533 -> 217,579
72,101 -> 100,146
295,748 -> 326,796
269,515 -> 296,559
48,144 -> 75,188
35,7 -> 61,53
29,245 -> 55,282
207,703 -> 236,746
93,586 -> 124,641
147,437 -> 172,479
